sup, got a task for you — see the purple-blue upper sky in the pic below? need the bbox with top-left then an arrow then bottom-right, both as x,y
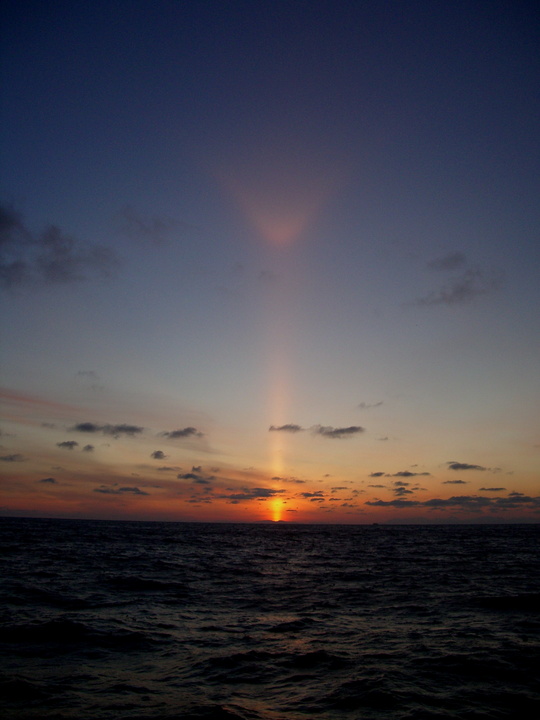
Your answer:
1,1 -> 539,522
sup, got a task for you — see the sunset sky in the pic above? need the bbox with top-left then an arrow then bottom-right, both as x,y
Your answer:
1,0 -> 539,523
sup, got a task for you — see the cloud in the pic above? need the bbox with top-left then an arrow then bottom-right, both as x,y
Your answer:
365,493 -> 540,512
219,487 -> 283,502
312,425 -> 364,439
151,450 -> 166,460
299,491 -> 325,498
177,467 -> 214,485
82,444 -> 94,452
269,424 -> 304,433
447,461 -> 487,471
269,422 -> 366,439
366,499 -> 419,508
443,479 -> 468,484
0,453 -> 24,462
76,370 -> 104,392
423,496 -> 492,510
358,401 -> 383,410
94,485 -> 148,495
273,475 -> 305,483
480,487 -> 506,492
37,477 -> 57,484
369,471 -> 385,477
492,494 -> 540,509
414,268 -> 501,307
391,470 -> 430,477
118,206 -> 187,245
72,422 -> 101,433
71,422 -> 144,438
161,427 -> 203,439
56,441 -> 79,450
0,203 -> 119,289
427,252 -> 466,271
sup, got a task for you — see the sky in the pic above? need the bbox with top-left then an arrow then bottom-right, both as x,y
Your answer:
1,0 -> 539,523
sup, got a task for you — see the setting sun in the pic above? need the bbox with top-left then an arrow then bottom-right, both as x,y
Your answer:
270,497 -> 284,522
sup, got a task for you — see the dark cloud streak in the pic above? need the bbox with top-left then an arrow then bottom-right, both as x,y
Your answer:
161,427 -> 203,439
71,422 -> 144,438
269,424 -> 304,433
447,461 -> 487,471
312,425 -> 364,439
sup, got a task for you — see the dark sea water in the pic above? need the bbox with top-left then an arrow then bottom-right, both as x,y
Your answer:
0,519 -> 539,720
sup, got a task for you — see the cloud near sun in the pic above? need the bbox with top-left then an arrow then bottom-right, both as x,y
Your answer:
269,424 -> 364,438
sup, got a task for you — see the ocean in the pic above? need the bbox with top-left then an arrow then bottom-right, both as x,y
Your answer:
0,519 -> 539,719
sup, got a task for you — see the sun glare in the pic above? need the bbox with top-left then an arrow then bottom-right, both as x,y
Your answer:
270,498 -> 283,522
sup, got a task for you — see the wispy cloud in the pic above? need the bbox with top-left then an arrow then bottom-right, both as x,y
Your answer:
312,425 -> 364,439
56,441 -> 79,450
217,487 -> 283,503
358,401 -> 383,410
447,461 -> 487,471
71,422 -> 144,438
0,453 -> 24,462
0,203 -> 118,289
414,268 -> 501,307
269,424 -> 304,433
0,388 -> 79,414
177,470 -> 213,483
390,470 -> 430,477
118,206 -> 190,245
366,493 -> 540,512
268,423 -> 365,438
427,252 -> 466,271
393,487 -> 414,496
94,485 -> 149,495
272,475 -> 305,484
37,477 -> 57,484
161,427 -> 203,439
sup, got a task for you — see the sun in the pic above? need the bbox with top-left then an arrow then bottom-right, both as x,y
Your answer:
270,498 -> 284,522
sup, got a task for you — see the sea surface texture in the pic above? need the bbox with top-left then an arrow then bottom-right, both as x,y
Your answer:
1,519 -> 539,720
